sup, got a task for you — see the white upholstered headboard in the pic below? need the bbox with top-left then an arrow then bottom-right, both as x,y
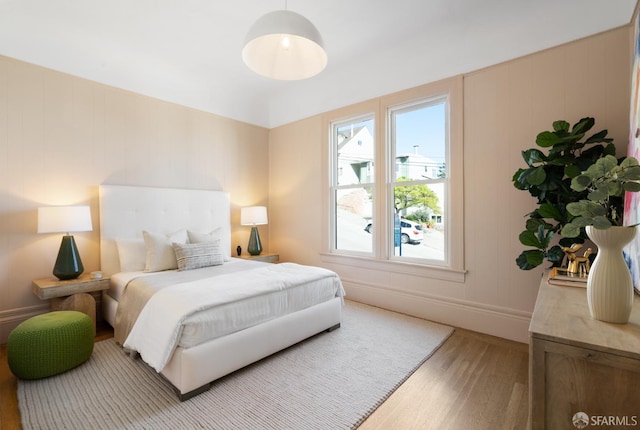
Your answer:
99,185 -> 231,276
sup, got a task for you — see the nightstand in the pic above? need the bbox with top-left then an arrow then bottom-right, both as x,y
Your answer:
238,252 -> 279,263
32,273 -> 110,334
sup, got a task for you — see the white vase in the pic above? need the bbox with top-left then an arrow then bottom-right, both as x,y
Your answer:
586,225 -> 637,324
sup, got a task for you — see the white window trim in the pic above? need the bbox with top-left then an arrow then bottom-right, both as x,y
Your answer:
328,111 -> 376,256
321,77 -> 465,279
387,95 -> 450,267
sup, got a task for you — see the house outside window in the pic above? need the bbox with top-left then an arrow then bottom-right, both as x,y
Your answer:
331,116 -> 375,254
388,97 -> 449,263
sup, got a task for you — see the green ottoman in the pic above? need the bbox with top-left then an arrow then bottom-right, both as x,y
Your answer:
8,310 -> 94,379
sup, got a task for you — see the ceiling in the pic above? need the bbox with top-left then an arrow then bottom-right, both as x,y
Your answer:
0,1 -> 637,129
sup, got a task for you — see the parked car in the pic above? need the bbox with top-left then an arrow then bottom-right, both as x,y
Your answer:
364,218 -> 424,244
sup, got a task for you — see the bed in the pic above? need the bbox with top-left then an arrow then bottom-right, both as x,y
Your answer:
99,184 -> 344,400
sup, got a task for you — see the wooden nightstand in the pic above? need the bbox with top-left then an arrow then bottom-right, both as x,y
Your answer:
238,252 -> 279,263
32,273 -> 110,334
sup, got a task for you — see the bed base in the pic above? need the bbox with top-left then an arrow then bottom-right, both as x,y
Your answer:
175,323 -> 342,401
103,294 -> 342,401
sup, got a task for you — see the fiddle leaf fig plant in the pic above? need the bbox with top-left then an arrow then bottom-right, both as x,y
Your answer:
512,117 -> 616,270
561,155 -> 640,238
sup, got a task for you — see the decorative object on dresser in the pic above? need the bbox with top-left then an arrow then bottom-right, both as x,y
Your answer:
560,243 -> 592,274
585,226 -> 637,323
512,118 -> 617,271
561,154 -> 640,323
32,273 -> 110,334
547,267 -> 587,288
240,205 -> 268,256
37,205 -> 93,280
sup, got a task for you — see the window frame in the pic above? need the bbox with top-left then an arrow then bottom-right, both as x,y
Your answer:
329,112 -> 376,256
387,95 -> 450,266
322,77 -> 465,281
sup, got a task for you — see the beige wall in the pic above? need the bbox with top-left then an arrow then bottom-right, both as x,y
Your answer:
269,26 -> 632,342
0,56 -> 270,342
269,116 -> 325,266
0,24 -> 632,345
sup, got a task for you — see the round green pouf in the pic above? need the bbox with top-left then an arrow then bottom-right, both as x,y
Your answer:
8,311 -> 94,379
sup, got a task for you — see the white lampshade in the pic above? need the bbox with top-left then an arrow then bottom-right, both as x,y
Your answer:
37,206 -> 93,234
241,206 -> 268,226
242,10 -> 327,80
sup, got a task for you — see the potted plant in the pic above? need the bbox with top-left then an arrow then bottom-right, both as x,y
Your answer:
513,118 -> 616,270
560,154 -> 640,323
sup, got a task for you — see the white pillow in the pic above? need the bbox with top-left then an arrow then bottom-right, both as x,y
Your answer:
187,228 -> 221,244
116,239 -> 146,272
143,228 -> 188,272
188,228 -> 231,262
172,240 -> 224,271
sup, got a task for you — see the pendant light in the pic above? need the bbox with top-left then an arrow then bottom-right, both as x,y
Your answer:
242,3 -> 327,80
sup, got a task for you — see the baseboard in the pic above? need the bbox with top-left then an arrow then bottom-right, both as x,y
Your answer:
0,303 -> 49,344
342,279 -> 532,343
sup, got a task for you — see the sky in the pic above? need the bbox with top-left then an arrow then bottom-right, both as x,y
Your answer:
346,100 -> 446,164
394,101 -> 446,164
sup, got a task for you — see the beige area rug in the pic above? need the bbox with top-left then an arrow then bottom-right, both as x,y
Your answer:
18,301 -> 453,430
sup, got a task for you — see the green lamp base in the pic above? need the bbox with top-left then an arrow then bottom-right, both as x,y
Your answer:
247,226 -> 263,256
53,235 -> 84,280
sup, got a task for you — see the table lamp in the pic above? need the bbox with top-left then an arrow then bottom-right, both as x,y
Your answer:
37,205 -> 92,280
240,206 -> 268,256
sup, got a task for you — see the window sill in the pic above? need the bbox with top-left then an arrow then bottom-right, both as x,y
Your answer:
319,252 -> 466,283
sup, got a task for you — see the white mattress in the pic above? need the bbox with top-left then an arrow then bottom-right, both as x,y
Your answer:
110,259 -> 344,349
107,258 -> 265,301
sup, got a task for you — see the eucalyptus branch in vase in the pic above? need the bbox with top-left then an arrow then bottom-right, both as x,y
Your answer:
561,155 -> 640,238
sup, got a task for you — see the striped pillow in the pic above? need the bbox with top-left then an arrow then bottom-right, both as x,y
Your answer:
172,240 -> 224,271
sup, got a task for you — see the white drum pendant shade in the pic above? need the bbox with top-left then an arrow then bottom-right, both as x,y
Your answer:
242,10 -> 327,80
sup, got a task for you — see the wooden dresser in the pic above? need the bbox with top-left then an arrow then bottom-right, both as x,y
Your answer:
529,276 -> 640,429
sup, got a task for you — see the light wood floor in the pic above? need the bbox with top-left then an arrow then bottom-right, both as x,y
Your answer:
358,328 -> 530,430
1,325 -> 529,430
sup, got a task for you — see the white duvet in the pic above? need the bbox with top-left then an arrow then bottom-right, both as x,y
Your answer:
123,263 -> 345,372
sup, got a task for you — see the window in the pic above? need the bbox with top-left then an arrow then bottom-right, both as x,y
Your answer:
325,78 -> 463,275
389,98 -> 447,263
330,115 -> 375,254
